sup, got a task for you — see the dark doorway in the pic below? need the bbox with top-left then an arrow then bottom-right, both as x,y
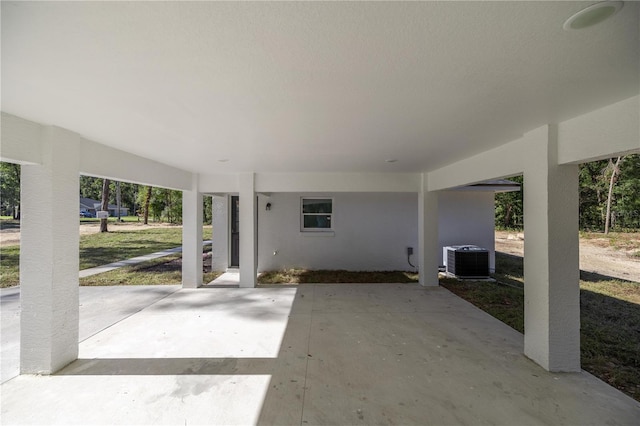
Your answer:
230,195 -> 240,267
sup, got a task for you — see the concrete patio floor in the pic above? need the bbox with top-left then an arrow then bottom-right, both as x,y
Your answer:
1,284 -> 639,425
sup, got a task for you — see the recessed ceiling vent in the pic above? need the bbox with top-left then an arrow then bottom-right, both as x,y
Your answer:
563,1 -> 624,31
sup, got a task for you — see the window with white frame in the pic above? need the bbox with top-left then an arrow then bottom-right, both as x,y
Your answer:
301,198 -> 333,231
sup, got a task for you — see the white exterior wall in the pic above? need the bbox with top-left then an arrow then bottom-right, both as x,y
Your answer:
257,192 -> 418,272
438,191 -> 496,272
208,191 -> 495,273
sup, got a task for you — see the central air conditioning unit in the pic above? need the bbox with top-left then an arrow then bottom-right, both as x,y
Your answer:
443,245 -> 489,279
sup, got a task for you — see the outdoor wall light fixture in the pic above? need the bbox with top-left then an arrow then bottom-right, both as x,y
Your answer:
563,1 -> 623,30
266,202 -> 272,211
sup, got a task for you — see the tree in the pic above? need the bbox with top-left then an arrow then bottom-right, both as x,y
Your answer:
0,162 -> 21,219
143,186 -> 152,224
604,156 -> 623,234
203,196 -> 212,225
614,154 -> 640,229
494,175 -> 523,230
100,179 -> 111,232
578,160 -> 609,230
116,181 -> 122,222
79,176 -> 104,201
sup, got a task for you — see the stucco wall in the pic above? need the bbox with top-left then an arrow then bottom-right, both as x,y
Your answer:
438,191 -> 496,272
257,192 -> 418,271
210,191 -> 496,273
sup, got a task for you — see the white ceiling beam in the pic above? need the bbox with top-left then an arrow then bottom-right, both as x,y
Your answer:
0,113 -> 43,165
557,95 -> 640,164
79,139 -> 192,191
255,172 -> 421,193
1,112 -> 192,190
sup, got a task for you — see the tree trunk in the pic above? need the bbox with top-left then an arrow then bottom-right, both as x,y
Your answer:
143,186 -> 152,225
116,181 -> 122,222
166,189 -> 172,223
604,156 -> 623,234
503,204 -> 512,229
100,179 -> 111,232
11,164 -> 20,220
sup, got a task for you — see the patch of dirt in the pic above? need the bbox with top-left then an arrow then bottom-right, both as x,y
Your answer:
78,221 -> 180,235
0,221 -> 180,247
0,229 -> 20,246
495,231 -> 640,283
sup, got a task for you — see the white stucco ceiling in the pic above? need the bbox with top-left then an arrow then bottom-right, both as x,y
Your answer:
2,1 -> 638,174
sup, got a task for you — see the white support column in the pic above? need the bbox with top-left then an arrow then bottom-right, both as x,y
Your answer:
20,126 -> 80,374
239,173 -> 257,288
182,174 -> 203,288
523,125 -> 580,372
211,195 -> 230,271
418,173 -> 439,286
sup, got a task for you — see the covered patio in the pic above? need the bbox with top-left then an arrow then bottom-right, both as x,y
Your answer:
2,284 -> 638,424
1,2 -> 639,419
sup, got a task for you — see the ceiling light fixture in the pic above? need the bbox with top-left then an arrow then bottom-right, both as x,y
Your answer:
563,1 -> 624,30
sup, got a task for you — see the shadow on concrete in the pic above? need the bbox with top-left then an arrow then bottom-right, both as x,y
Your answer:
0,290 -> 20,304
56,358 -> 278,376
494,251 -> 640,402
0,220 -> 20,230
143,292 -> 293,322
4,284 -> 639,425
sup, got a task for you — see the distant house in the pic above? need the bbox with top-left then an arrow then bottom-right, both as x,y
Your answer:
79,197 -> 129,217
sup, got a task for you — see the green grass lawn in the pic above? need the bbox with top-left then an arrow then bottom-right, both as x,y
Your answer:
0,245 -> 20,288
0,225 -> 213,287
79,227 -> 183,269
441,252 -> 640,402
79,250 -> 221,286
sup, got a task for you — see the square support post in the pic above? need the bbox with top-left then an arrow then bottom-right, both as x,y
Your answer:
239,173 -> 257,288
182,174 -> 203,288
210,195 -> 230,271
418,173 -> 439,286
523,125 -> 580,372
20,126 -> 80,374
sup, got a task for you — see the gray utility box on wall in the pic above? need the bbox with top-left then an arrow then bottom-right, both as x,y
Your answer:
443,245 -> 489,279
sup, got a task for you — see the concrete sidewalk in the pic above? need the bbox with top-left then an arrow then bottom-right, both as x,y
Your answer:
79,240 -> 212,278
0,285 -> 181,384
1,284 -> 638,425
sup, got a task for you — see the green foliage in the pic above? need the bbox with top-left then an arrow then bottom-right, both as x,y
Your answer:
579,154 -> 640,231
494,175 -> 523,230
579,159 -> 608,230
80,176 -> 142,218
203,196 -> 213,225
614,154 -> 640,229
79,253 -> 221,286
0,162 -> 21,218
79,227 -> 183,269
495,154 -> 639,231
0,245 -> 20,287
148,188 -> 182,223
